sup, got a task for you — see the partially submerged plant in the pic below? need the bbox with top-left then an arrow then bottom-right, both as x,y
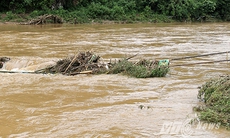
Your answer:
108,59 -> 169,78
196,75 -> 230,129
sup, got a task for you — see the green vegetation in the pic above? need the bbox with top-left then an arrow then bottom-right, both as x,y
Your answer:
0,0 -> 230,23
108,59 -> 169,78
195,75 -> 230,129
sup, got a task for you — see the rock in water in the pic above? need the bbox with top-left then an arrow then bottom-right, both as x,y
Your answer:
0,57 -> 10,62
0,62 -> 3,68
0,57 -> 10,69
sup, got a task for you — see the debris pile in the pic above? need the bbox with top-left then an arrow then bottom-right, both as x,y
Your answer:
36,51 -> 107,75
195,75 -> 230,129
20,14 -> 63,25
35,51 -> 169,78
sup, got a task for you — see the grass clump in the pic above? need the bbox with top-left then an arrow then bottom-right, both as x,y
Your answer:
196,75 -> 230,129
108,59 -> 169,78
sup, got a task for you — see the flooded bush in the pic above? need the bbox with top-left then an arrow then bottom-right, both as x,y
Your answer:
196,75 -> 230,129
108,59 -> 169,78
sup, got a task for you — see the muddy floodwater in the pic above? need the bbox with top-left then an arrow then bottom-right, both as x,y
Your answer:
0,23 -> 230,138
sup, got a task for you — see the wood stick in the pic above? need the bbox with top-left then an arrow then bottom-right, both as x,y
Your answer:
171,51 -> 230,61
64,54 -> 78,73
170,59 -> 230,67
126,54 -> 138,60
0,70 -> 36,74
70,70 -> 92,75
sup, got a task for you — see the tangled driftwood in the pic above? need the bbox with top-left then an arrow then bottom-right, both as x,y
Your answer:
36,51 -> 107,75
20,14 -> 63,25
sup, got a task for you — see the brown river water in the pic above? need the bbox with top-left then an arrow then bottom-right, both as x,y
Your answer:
0,23 -> 230,138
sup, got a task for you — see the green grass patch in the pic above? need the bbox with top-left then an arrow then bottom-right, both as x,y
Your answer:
108,59 -> 169,78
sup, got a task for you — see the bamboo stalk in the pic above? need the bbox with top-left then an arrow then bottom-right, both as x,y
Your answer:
70,70 -> 92,75
171,51 -> 230,61
0,70 -> 36,74
64,54 -> 78,74
126,54 -> 138,60
170,59 -> 230,67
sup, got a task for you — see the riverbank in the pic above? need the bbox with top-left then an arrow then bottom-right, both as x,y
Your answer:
0,12 -> 225,25
0,13 -> 172,24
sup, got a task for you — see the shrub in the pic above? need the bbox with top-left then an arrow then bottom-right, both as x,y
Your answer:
4,11 -> 17,21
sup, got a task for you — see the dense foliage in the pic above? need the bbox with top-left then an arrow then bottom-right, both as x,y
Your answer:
0,0 -> 230,22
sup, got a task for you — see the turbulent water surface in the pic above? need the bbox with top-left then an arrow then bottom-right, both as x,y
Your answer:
0,23 -> 230,138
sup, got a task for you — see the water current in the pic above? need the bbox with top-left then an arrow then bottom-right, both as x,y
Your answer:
0,23 -> 230,137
